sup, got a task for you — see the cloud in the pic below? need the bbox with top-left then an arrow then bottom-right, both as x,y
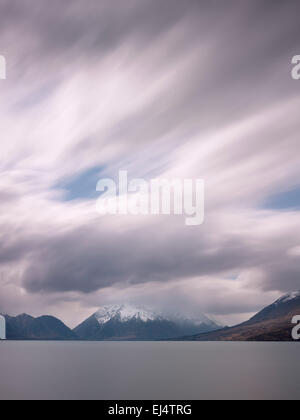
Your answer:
0,0 -> 300,324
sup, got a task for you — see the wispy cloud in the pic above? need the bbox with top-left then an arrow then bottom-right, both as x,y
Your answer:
0,0 -> 300,326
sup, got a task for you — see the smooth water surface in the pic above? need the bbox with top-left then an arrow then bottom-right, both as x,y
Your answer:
0,341 -> 299,400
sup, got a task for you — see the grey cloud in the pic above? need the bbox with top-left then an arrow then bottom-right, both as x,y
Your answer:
1,0 -> 300,322
17,212 -> 300,295
3,0 -> 300,158
0,0 -> 196,54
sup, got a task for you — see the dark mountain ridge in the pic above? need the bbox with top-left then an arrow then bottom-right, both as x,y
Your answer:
2,313 -> 78,340
175,292 -> 300,342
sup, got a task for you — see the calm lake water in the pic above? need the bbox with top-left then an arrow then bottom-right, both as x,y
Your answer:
0,341 -> 299,400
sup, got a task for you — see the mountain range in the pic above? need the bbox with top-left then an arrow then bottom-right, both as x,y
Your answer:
74,304 -> 220,341
1,292 -> 300,341
175,292 -> 300,341
2,313 -> 77,341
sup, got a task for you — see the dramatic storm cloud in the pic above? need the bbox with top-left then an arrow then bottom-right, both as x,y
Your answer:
0,0 -> 300,327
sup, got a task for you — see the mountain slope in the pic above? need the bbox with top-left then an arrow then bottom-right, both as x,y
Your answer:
177,292 -> 300,342
3,313 -> 78,340
74,304 -> 220,341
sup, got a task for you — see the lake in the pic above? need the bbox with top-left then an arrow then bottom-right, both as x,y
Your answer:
0,341 -> 299,400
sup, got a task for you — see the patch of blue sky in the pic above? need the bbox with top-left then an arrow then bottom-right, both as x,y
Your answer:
56,165 -> 110,201
263,187 -> 300,210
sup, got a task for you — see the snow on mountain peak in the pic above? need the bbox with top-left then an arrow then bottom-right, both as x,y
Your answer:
164,311 -> 220,327
274,291 -> 300,305
93,304 -> 220,328
94,304 -> 160,325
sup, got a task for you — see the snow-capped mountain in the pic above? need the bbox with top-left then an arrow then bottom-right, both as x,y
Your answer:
94,304 -> 161,324
178,291 -> 300,342
74,304 -> 220,341
246,290 -> 300,325
273,291 -> 300,305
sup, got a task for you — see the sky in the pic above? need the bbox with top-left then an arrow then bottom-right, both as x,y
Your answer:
0,0 -> 300,328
